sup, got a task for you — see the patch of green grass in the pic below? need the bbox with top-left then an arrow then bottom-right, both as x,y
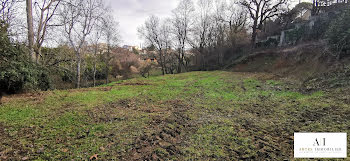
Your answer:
0,104 -> 39,125
52,112 -> 89,128
243,79 -> 261,89
186,123 -> 256,160
266,80 -> 282,86
105,87 -> 141,101
65,91 -> 101,104
310,91 -> 324,98
274,90 -> 305,99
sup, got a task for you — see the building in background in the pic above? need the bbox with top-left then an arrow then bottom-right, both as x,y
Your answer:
122,45 -> 142,52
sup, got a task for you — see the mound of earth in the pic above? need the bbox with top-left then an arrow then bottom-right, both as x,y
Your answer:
229,41 -> 350,88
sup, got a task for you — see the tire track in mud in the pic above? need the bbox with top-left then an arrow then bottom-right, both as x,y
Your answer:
124,100 -> 192,161
0,123 -> 38,161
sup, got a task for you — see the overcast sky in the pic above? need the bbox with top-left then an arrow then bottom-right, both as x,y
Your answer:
106,0 -> 179,47
106,0 -> 309,47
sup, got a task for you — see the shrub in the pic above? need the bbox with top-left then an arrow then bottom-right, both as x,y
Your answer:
308,18 -> 331,40
285,25 -> 307,45
0,21 -> 51,93
139,61 -> 155,78
84,55 -> 107,81
111,48 -> 141,79
326,8 -> 350,53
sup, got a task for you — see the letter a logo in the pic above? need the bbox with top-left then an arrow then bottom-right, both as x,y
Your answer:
313,138 -> 320,146
313,138 -> 326,146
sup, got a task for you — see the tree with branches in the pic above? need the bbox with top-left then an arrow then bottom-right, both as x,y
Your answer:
1,0 -> 21,24
240,0 -> 287,47
188,0 -> 214,69
33,0 -> 61,63
138,15 -> 167,75
60,0 -> 104,88
89,28 -> 102,87
26,0 -> 61,63
172,0 -> 194,73
101,13 -> 120,84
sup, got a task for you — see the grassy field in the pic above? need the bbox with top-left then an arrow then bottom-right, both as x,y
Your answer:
0,71 -> 349,160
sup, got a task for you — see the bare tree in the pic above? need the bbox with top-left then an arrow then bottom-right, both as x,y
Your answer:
160,18 -> 174,74
188,0 -> 214,69
101,13 -> 120,84
212,0 -> 248,62
1,0 -> 25,41
240,0 -> 287,47
172,0 -> 194,73
25,0 -> 61,62
219,1 -> 247,39
0,0 -> 21,24
138,15 -> 166,75
32,0 -> 61,63
211,0 -> 227,66
61,0 -> 103,88
90,29 -> 101,87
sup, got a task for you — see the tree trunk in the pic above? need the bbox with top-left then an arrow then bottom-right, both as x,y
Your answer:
93,48 -> 98,87
106,45 -> 110,84
199,47 -> 205,70
93,62 -> 96,87
159,50 -> 165,75
35,47 -> 42,64
26,0 -> 35,61
181,46 -> 187,72
106,64 -> 109,84
177,50 -> 182,73
251,20 -> 258,48
76,54 -> 81,88
162,54 -> 166,75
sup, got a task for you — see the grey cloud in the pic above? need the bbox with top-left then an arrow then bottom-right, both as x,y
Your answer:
106,0 -> 178,46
